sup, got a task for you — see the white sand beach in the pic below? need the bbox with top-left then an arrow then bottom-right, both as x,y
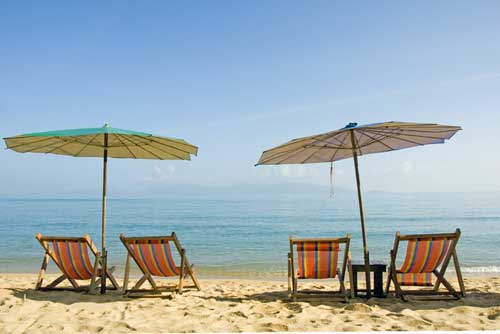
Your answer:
1,273 -> 499,332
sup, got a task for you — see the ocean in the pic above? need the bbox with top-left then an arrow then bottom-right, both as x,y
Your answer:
1,192 -> 499,277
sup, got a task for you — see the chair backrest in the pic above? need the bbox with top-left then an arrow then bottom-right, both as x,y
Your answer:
393,229 -> 460,286
120,234 -> 181,277
36,234 -> 96,280
290,235 -> 350,279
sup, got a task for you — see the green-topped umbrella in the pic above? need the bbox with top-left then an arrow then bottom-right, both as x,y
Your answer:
3,124 -> 198,293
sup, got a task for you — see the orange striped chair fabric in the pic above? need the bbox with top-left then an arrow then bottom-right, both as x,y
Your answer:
396,238 -> 451,286
50,240 -> 95,280
296,242 -> 340,279
126,239 -> 180,277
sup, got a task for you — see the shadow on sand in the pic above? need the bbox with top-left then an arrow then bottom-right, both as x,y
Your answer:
195,287 -> 500,312
8,280 -> 500,312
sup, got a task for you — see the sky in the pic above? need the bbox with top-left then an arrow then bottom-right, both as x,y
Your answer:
1,1 -> 500,197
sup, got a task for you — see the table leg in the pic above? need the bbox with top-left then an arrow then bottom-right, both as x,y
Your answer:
352,270 -> 358,297
374,270 -> 384,297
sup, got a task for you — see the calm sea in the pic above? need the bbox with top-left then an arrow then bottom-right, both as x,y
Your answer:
0,192 -> 499,277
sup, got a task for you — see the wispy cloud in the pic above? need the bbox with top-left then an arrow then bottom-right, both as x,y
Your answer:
142,165 -> 176,182
203,70 -> 500,129
401,161 -> 415,174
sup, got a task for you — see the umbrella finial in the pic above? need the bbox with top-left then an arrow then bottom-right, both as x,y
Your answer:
103,123 -> 109,128
344,122 -> 358,129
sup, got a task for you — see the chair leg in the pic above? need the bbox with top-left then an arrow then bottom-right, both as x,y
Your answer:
132,275 -> 149,290
385,270 -> 392,296
347,254 -> 355,298
45,274 -> 67,289
287,253 -> 292,295
146,274 -> 157,291
106,269 -> 120,290
292,275 -> 298,302
452,251 -> 466,297
122,253 -> 131,294
337,269 -> 348,303
390,266 -> 406,301
36,252 -> 50,290
433,270 -> 460,299
181,255 -> 201,291
178,250 -> 186,294
67,277 -> 80,289
89,252 -> 100,293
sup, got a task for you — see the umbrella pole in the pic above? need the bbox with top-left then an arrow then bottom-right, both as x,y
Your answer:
351,131 -> 371,298
100,134 -> 108,294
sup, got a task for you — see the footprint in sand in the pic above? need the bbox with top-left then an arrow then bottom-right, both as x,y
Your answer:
405,318 -> 433,328
261,323 -> 289,332
487,310 -> 500,320
284,303 -> 303,313
250,312 -> 265,319
229,311 -> 248,318
343,303 -> 372,313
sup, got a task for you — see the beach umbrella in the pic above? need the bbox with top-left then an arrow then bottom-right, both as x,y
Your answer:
256,121 -> 461,297
3,124 -> 198,293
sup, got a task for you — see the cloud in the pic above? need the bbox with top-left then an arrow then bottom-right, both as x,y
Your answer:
279,166 -> 290,177
401,161 -> 414,174
202,70 -> 500,129
151,164 -> 176,181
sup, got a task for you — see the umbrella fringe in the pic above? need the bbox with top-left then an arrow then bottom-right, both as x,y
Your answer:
330,161 -> 334,198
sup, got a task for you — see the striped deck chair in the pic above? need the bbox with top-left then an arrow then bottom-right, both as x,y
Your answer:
35,233 -> 119,292
288,234 -> 354,302
120,233 -> 201,297
385,228 -> 465,301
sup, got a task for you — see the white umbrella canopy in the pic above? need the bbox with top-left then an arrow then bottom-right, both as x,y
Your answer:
256,121 -> 462,298
257,122 -> 461,165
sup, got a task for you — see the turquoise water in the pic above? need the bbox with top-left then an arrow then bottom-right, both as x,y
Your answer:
0,192 -> 499,277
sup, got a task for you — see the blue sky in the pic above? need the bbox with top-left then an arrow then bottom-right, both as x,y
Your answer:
1,1 -> 500,197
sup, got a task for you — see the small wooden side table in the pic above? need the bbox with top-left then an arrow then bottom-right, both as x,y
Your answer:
351,263 -> 387,298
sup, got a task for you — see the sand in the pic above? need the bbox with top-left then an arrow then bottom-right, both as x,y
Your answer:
1,273 -> 500,333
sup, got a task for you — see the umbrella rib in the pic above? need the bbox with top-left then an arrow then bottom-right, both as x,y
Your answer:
299,144 -> 329,164
146,143 -> 190,160
329,131 -> 350,162
363,129 -> 426,146
131,135 -> 197,156
130,136 -> 189,160
352,130 -> 363,156
117,135 -> 169,160
44,139 -> 81,155
106,135 -> 122,147
150,136 -> 198,152
6,137 -> 60,150
275,131 -> 352,164
114,134 -> 138,159
258,147 -> 305,164
259,131 -> 353,164
366,128 -> 448,140
324,130 -> 353,147
357,130 -> 395,151
302,131 -> 359,163
13,138 -> 65,153
373,124 -> 461,133
74,133 -> 101,156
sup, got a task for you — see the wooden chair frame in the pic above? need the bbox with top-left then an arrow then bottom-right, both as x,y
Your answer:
120,233 -> 201,297
35,233 -> 119,292
288,234 -> 354,302
385,228 -> 465,301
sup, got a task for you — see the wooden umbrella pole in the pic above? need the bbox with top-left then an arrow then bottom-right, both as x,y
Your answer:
350,130 -> 371,298
100,133 -> 108,294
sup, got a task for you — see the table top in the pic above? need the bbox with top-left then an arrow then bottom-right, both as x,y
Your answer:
351,262 -> 387,270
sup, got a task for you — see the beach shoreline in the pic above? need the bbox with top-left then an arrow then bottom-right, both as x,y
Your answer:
1,273 -> 499,332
